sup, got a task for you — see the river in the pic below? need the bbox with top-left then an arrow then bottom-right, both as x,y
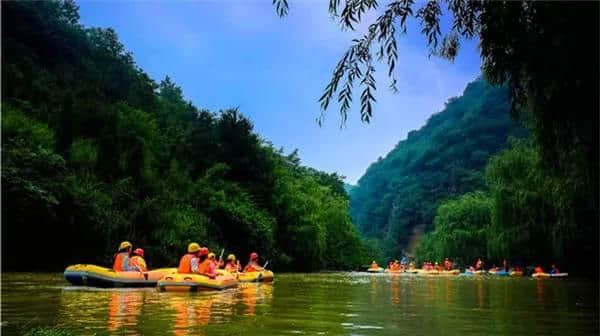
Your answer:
2,272 -> 598,335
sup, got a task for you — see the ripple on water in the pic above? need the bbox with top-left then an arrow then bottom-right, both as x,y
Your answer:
1,272 -> 598,336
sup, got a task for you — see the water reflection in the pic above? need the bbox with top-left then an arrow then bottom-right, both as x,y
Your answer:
1,273 -> 597,336
107,291 -> 144,334
239,283 -> 273,316
170,294 -> 213,336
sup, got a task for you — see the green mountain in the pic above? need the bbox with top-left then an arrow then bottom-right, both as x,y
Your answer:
343,183 -> 356,194
349,78 -> 525,258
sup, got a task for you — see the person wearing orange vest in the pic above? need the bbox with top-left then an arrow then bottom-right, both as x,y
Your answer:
178,243 -> 201,274
130,248 -> 147,272
224,254 -> 241,273
444,258 -> 452,271
197,248 -> 216,279
370,260 -> 379,269
534,265 -> 544,274
244,252 -> 264,272
113,241 -> 136,271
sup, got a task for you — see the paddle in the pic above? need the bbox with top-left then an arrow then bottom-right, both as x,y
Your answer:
262,261 -> 269,270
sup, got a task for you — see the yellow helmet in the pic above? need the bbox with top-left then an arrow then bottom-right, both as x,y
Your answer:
227,254 -> 236,261
118,241 -> 132,250
208,252 -> 216,259
188,242 -> 201,253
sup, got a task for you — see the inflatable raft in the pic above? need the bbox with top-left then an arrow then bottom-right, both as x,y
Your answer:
157,270 -> 238,292
238,270 -> 275,283
509,271 -> 523,277
462,270 -> 487,276
367,267 -> 385,273
532,272 -> 568,278
440,269 -> 460,275
64,264 -> 176,287
488,270 -> 509,276
417,269 -> 440,275
405,268 -> 419,274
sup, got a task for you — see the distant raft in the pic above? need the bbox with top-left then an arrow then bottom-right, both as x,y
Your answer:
64,264 -> 176,287
238,270 -> 275,283
367,267 -> 385,273
532,273 -> 569,278
416,269 -> 440,275
157,270 -> 238,292
462,270 -> 487,276
440,269 -> 460,275
488,270 -> 509,276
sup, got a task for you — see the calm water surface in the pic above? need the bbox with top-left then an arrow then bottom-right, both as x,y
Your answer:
2,272 -> 598,335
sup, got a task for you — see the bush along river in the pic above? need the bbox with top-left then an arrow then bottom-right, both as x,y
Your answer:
1,272 -> 598,335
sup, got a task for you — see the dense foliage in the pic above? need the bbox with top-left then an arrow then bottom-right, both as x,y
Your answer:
349,79 -> 524,258
1,1 -> 374,272
416,139 -> 598,274
280,1 -> 599,273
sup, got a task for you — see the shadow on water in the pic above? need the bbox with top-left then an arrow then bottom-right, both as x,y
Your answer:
1,272 -> 598,336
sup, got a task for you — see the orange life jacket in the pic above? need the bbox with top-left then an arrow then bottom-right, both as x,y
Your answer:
113,252 -> 129,271
534,266 -> 544,273
130,256 -> 147,272
244,261 -> 260,272
178,254 -> 196,273
198,259 -> 215,277
225,262 -> 239,273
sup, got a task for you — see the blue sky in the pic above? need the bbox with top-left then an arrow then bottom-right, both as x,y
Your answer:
78,0 -> 481,184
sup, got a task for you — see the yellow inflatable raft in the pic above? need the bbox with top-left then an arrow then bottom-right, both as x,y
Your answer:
367,267 -> 385,273
440,269 -> 460,275
417,269 -> 440,275
237,270 -> 274,283
157,270 -> 238,292
509,271 -> 523,277
64,264 -> 176,287
532,272 -> 568,278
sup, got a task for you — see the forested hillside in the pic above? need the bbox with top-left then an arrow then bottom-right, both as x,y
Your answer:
349,79 -> 524,258
1,1 -> 375,272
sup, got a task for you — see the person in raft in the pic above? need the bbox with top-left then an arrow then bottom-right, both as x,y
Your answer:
475,258 -> 484,270
502,259 -> 509,272
208,253 -> 220,274
178,242 -> 202,274
224,254 -> 241,273
130,248 -> 147,272
444,258 -> 453,271
534,265 -> 544,274
370,260 -> 379,269
244,252 -> 265,272
550,264 -> 560,274
197,248 -> 217,279
113,241 -> 137,272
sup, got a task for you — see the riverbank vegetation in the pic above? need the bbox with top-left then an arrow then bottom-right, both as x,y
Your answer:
326,1 -> 598,275
1,1 -> 377,272
349,79 -> 525,257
